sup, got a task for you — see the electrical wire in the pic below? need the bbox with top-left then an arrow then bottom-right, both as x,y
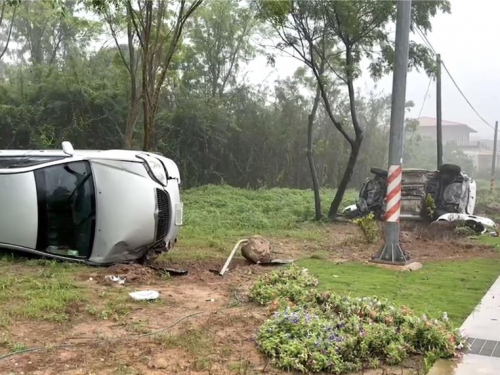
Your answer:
440,60 -> 495,130
416,26 -> 494,130
415,26 -> 436,55
418,77 -> 433,119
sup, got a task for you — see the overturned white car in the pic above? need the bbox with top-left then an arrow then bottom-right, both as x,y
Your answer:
0,142 -> 183,265
344,164 -> 496,233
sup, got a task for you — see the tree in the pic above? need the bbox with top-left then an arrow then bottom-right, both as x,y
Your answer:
0,0 -> 19,61
11,0 -> 99,82
131,0 -> 203,151
182,0 -> 256,98
258,0 -> 449,218
98,2 -> 141,148
91,0 -> 204,151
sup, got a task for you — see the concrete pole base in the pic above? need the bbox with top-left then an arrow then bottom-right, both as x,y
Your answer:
371,243 -> 411,265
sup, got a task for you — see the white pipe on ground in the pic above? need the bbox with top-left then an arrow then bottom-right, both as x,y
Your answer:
219,239 -> 248,276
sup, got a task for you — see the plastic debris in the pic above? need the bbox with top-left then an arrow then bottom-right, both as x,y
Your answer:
129,290 -> 160,301
105,275 -> 126,285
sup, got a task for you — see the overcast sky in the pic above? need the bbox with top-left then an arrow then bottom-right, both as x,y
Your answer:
245,0 -> 498,140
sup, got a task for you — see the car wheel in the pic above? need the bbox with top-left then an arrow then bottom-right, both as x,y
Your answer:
370,167 -> 388,178
439,164 -> 461,175
138,246 -> 164,265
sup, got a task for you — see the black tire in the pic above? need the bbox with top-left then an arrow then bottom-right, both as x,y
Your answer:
439,164 -> 461,175
370,167 -> 388,178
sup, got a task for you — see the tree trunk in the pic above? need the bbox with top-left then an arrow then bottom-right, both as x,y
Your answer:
328,47 -> 364,218
123,95 -> 139,149
123,8 -> 139,149
328,140 -> 361,218
307,82 -> 322,221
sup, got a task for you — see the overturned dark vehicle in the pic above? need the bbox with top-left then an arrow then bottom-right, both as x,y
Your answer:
344,164 -> 496,233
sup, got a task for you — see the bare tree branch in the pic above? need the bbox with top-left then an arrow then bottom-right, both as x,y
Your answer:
0,3 -> 17,60
106,10 -> 131,75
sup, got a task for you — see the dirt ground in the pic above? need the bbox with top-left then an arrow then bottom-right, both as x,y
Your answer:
0,223 -> 497,375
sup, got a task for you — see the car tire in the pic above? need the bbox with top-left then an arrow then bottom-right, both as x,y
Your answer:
138,247 -> 163,265
370,167 -> 388,178
439,164 -> 461,175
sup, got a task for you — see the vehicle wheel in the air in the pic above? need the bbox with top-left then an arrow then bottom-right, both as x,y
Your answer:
370,167 -> 388,178
439,164 -> 461,176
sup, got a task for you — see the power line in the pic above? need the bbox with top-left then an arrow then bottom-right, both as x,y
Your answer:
415,26 -> 436,55
415,26 -> 494,131
418,77 -> 432,118
441,60 -> 494,130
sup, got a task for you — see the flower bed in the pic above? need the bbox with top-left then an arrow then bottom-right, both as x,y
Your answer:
250,266 -> 466,373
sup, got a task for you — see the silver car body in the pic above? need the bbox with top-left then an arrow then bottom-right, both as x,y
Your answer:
0,144 -> 182,265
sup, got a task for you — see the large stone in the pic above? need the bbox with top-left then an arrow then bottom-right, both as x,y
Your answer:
374,261 -> 423,272
241,236 -> 272,263
403,262 -> 423,272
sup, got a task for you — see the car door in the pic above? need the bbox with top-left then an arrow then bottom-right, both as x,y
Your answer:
34,161 -> 96,258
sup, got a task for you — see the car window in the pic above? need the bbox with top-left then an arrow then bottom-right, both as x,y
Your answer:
0,156 -> 66,168
34,161 -> 96,258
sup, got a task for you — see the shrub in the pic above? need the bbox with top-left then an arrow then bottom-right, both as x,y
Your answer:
249,266 -> 318,305
425,194 -> 436,220
253,267 -> 467,373
353,213 -> 380,243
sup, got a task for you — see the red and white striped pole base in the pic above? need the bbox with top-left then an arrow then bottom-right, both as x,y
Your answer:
385,165 -> 402,222
372,165 -> 410,264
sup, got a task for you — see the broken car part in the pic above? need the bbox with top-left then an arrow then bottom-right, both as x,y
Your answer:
436,213 -> 497,234
219,239 -> 248,276
129,290 -> 160,301
0,142 -> 183,265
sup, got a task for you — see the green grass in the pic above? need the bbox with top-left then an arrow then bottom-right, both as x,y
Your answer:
178,185 -> 357,247
475,235 -> 500,248
0,260 -> 87,324
299,259 -> 500,324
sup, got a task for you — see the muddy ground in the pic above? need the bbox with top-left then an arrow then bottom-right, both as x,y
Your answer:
0,223 -> 498,375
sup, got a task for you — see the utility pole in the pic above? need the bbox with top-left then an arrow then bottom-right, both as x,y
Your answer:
372,0 -> 411,265
436,54 -> 443,169
491,121 -> 498,193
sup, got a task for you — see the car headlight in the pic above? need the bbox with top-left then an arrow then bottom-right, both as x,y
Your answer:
139,155 -> 167,186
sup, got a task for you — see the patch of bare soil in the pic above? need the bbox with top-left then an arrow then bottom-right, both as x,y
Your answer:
0,257 -> 276,374
325,222 -> 500,262
103,263 -> 160,284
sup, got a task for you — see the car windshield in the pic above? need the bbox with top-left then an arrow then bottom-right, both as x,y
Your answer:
34,161 -> 96,258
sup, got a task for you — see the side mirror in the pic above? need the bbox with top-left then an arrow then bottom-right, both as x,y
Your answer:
62,141 -> 75,156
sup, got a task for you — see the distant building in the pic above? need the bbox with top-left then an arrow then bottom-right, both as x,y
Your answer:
416,117 -> 497,171
416,116 -> 477,145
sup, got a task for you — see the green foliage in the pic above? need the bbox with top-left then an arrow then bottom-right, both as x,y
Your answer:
475,186 -> 500,223
249,266 -> 318,305
253,267 -> 467,373
353,213 -> 380,243
425,193 -> 436,219
453,223 -> 478,237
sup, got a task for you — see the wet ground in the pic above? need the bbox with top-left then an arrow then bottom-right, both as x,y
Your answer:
430,276 -> 500,375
